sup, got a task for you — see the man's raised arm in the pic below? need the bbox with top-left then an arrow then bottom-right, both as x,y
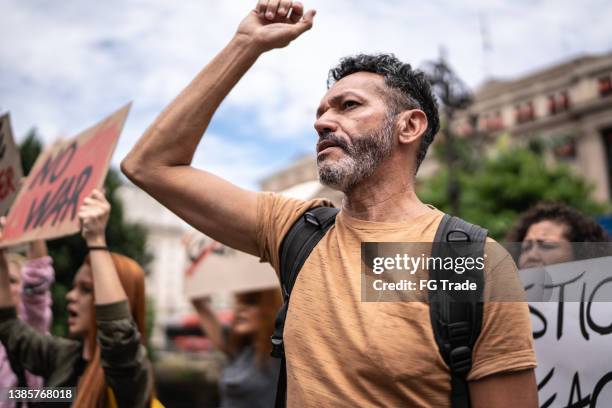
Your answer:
121,1 -> 315,256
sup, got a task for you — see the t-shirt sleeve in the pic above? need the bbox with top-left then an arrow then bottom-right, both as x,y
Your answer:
255,192 -> 333,274
468,252 -> 537,381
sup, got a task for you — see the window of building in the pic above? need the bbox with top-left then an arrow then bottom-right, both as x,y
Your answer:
548,91 -> 571,115
456,116 -> 475,137
515,101 -> 536,124
599,76 -> 612,97
483,111 -> 504,132
547,95 -> 556,114
603,127 -> 612,199
552,134 -> 577,160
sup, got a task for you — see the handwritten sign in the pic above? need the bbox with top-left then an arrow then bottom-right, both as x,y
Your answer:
520,257 -> 612,407
183,232 -> 279,298
0,113 -> 24,216
0,104 -> 131,247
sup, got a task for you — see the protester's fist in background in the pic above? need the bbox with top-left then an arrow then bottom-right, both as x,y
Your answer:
191,296 -> 211,312
78,189 -> 110,246
236,1 -> 316,53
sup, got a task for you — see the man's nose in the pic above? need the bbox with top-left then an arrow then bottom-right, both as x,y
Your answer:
314,113 -> 338,136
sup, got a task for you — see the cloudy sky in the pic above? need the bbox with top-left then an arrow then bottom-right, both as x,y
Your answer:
2,0 -> 611,190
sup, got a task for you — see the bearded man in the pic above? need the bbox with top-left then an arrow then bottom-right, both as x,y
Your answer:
122,1 -> 538,406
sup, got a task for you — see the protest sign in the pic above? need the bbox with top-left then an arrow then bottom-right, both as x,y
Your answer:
0,104 -> 131,247
183,233 -> 279,298
0,113 -> 24,216
520,256 -> 612,407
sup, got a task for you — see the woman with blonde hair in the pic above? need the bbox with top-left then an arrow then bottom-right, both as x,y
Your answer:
0,190 -> 156,408
0,240 -> 54,408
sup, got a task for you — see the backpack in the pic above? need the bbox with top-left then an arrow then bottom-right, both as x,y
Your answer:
271,207 -> 487,408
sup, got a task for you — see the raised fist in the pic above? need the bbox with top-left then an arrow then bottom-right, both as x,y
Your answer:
236,1 -> 316,53
78,189 -> 111,246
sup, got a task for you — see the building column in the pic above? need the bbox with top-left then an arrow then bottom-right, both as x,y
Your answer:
577,127 -> 610,202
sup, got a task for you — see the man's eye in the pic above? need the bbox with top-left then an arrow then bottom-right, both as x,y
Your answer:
342,100 -> 358,109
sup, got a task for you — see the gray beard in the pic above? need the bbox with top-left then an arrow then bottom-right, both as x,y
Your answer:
317,117 -> 395,193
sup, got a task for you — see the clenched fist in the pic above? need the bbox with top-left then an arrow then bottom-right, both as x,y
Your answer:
236,1 -> 316,53
78,189 -> 110,246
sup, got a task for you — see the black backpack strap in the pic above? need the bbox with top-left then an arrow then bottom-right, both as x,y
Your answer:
429,214 -> 487,408
272,206 -> 339,408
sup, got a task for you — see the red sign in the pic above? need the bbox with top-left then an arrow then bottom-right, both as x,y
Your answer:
0,104 -> 131,247
0,113 -> 24,216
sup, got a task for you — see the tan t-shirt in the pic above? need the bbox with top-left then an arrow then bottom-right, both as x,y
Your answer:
256,192 -> 536,407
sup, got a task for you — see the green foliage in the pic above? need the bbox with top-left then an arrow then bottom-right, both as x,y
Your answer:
18,129 -> 152,337
419,144 -> 609,240
18,129 -> 43,175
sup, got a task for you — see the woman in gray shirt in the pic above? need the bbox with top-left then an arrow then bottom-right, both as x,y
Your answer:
192,289 -> 281,408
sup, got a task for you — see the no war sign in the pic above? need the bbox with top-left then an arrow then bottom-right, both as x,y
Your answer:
0,113 -> 24,216
0,104 -> 131,247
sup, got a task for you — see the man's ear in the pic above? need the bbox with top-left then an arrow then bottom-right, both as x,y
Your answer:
396,109 -> 428,145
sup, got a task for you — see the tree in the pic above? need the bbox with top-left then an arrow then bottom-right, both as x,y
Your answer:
18,129 -> 43,175
423,51 -> 473,216
418,141 -> 609,240
18,129 -> 151,336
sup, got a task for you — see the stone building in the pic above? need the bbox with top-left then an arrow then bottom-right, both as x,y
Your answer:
260,155 -> 343,204
452,52 -> 612,202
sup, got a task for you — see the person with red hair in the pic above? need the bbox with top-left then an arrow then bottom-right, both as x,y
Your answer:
191,288 -> 282,408
0,190 -> 157,408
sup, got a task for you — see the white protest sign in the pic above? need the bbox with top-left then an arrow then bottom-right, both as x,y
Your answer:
183,233 -> 279,298
520,256 -> 612,407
